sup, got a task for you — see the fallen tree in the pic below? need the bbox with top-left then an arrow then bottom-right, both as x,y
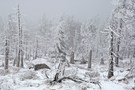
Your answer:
50,72 -> 102,89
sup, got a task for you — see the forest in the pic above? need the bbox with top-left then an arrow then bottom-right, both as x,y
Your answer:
0,0 -> 135,90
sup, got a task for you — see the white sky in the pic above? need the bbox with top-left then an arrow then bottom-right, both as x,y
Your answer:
0,0 -> 113,23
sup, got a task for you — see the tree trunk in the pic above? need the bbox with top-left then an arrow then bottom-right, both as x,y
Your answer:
20,50 -> 24,67
17,49 -> 20,67
70,51 -> 74,64
108,31 -> 114,79
17,4 -> 21,67
100,58 -> 104,65
25,41 -> 28,60
13,44 -> 17,66
88,50 -> 92,68
20,26 -> 23,68
35,40 -> 38,59
115,41 -> 120,67
5,39 -> 9,70
115,18 -> 122,67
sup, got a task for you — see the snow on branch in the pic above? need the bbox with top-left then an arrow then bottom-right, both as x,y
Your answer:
112,51 -> 118,57
100,31 -> 109,34
105,26 -> 120,37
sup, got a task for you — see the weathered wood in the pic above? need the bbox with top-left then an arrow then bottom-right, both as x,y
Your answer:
20,50 -> 24,68
108,31 -> 114,79
70,51 -> 74,64
51,73 -> 102,89
57,77 -> 82,83
115,18 -> 122,67
54,72 -> 59,81
17,4 -> 23,68
88,50 -> 92,68
5,39 -> 9,70
100,58 -> 104,65
34,40 -> 38,59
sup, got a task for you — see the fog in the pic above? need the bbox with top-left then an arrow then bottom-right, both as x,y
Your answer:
0,0 -> 113,23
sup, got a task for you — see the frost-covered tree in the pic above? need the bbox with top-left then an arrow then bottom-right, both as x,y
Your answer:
56,20 -> 67,59
108,29 -> 114,78
4,39 -> 9,70
0,17 -> 5,55
16,4 -> 24,67
80,21 -> 97,59
38,15 -> 57,56
108,0 -> 135,67
107,0 -> 135,78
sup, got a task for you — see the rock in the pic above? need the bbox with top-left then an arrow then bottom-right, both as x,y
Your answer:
34,64 -> 50,71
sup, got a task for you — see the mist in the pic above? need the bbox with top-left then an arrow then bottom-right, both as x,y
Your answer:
0,0 -> 113,23
1,0 -> 135,90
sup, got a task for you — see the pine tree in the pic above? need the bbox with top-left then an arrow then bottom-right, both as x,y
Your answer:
57,23 -> 67,61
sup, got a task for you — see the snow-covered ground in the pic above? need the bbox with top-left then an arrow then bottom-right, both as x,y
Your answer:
0,57 -> 134,90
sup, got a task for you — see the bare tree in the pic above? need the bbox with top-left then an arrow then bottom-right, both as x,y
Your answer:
88,50 -> 92,69
115,18 -> 122,67
4,39 -> 9,70
17,4 -> 23,67
70,51 -> 74,64
108,31 -> 114,79
34,39 -> 38,59
20,27 -> 24,67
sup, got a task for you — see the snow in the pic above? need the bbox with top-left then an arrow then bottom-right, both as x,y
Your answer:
101,81 -> 125,90
31,58 -> 53,69
1,0 -> 135,90
0,57 -> 133,90
105,26 -> 120,37
32,58 -> 50,65
15,80 -> 126,90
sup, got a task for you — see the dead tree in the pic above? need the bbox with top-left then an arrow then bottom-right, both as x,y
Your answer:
51,72 -> 102,89
108,31 -> 114,79
13,44 -> 18,66
20,26 -> 24,67
4,39 -> 9,70
88,50 -> 92,68
34,39 -> 38,59
17,4 -> 23,67
20,50 -> 24,67
16,4 -> 21,67
70,51 -> 74,64
100,58 -> 104,65
100,52 -> 104,65
24,41 -> 28,60
115,18 -> 122,67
